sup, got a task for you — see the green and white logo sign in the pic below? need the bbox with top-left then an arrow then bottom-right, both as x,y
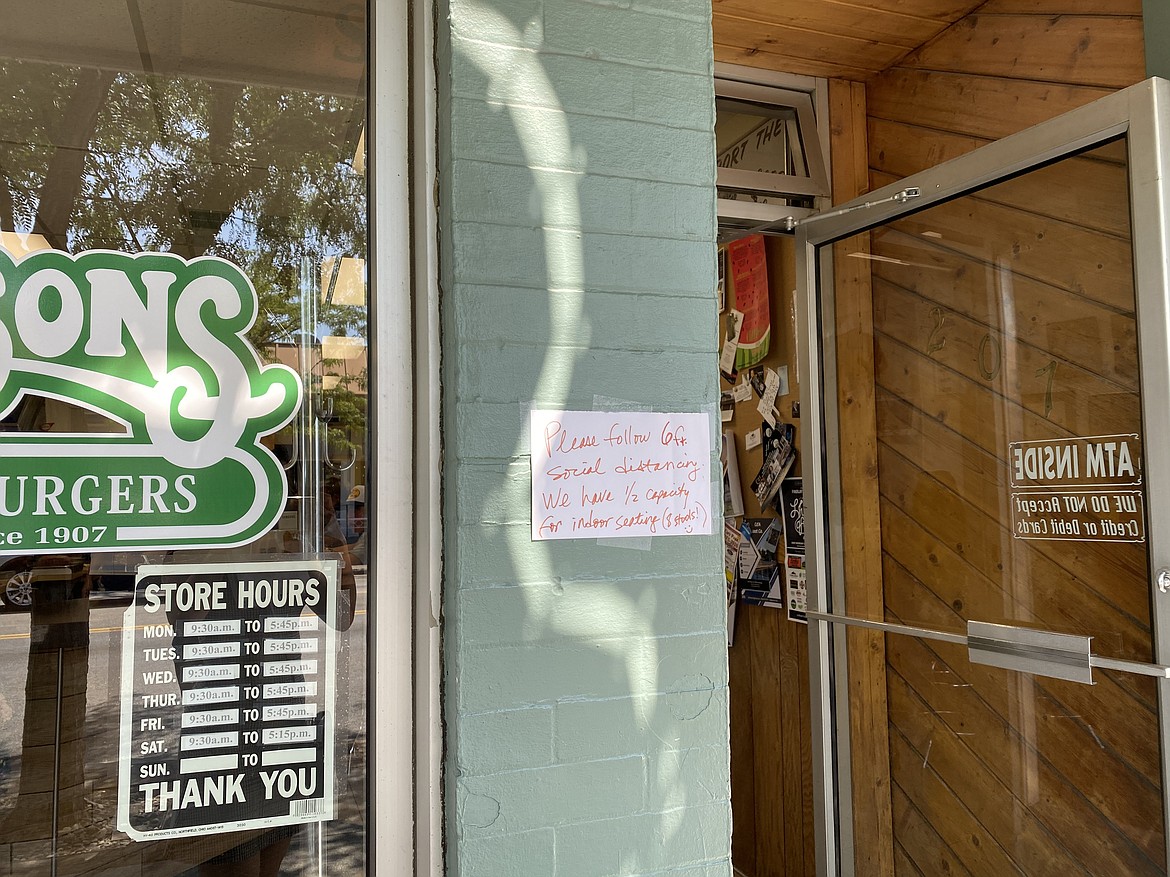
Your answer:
0,248 -> 301,554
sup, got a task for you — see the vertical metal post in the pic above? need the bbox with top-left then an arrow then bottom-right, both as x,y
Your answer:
368,0 -> 416,872
50,649 -> 63,877
410,0 -> 444,868
1123,78 -> 1170,873
797,230 -> 841,877
1144,3 -> 1170,81
298,255 -> 324,556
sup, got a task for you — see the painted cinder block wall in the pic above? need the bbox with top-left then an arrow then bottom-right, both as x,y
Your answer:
435,0 -> 731,874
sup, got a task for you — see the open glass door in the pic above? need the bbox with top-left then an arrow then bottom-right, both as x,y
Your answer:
797,78 -> 1170,876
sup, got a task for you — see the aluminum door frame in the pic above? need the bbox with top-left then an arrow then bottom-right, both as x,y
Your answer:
794,77 -> 1170,877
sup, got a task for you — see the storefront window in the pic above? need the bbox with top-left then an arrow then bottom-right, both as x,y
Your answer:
0,3 -> 369,873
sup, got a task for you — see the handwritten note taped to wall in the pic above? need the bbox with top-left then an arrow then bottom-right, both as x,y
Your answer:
530,410 -> 713,541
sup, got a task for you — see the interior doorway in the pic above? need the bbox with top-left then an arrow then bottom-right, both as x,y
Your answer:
715,65 -> 830,877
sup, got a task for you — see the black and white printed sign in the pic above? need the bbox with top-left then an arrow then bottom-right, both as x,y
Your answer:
1009,434 -> 1145,543
117,559 -> 338,841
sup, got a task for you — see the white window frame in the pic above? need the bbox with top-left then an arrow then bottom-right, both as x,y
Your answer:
715,63 -> 831,235
369,0 -> 443,873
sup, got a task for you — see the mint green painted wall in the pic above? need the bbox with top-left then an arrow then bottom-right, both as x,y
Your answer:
436,1 -> 729,873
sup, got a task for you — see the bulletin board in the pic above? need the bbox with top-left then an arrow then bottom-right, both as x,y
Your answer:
719,234 -> 806,629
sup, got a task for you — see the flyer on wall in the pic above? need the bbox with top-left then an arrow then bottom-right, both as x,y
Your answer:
778,479 -> 806,622
727,234 -> 770,371
724,520 -> 742,646
719,309 -> 745,383
779,478 -> 804,555
785,554 -> 808,624
737,517 -> 785,609
117,558 -> 340,841
751,423 -> 796,508
722,431 -> 745,518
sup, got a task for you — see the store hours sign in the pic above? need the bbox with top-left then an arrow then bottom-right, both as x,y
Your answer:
0,248 -> 301,554
117,560 -> 338,841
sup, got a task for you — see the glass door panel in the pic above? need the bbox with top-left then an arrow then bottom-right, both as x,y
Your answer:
836,140 -> 1150,660
800,82 -> 1170,877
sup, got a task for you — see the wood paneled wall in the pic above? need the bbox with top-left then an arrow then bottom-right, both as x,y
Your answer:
854,4 -> 1153,876
830,78 -> 896,877
868,0 -> 1145,179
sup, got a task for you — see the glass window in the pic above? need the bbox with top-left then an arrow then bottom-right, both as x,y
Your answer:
714,77 -> 828,237
0,3 -> 369,874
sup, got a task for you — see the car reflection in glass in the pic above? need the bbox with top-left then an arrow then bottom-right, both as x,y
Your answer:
0,552 -> 165,610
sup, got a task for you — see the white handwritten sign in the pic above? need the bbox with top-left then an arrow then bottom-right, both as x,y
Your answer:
530,410 -> 713,540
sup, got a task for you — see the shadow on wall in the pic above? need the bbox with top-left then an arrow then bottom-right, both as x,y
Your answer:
450,2 -> 726,873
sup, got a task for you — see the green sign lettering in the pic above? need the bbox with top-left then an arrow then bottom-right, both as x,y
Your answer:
0,248 -> 301,553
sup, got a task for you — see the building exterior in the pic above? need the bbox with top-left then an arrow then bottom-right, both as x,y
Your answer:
0,1 -> 1163,876
437,1 -> 728,875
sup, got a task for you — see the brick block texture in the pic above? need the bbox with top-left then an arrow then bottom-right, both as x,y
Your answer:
436,0 -> 730,874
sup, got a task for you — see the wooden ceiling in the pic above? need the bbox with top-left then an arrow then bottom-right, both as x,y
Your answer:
712,0 -> 992,80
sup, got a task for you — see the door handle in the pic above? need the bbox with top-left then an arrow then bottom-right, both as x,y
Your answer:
966,620 -> 1170,684
966,621 -> 1093,684
804,611 -> 1170,684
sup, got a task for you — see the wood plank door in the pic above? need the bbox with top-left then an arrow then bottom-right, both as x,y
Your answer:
796,79 -> 1170,877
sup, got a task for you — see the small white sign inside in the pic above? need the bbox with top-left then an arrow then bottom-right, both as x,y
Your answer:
530,410 -> 713,540
1008,433 -> 1145,543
